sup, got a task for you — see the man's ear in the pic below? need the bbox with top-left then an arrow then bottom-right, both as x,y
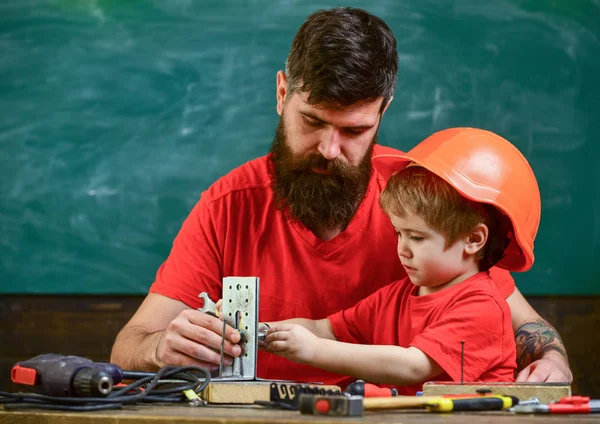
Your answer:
464,223 -> 488,256
381,96 -> 394,115
276,71 -> 287,116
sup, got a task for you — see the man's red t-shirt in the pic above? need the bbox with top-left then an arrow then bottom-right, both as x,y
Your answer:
329,272 -> 517,394
149,144 -> 516,387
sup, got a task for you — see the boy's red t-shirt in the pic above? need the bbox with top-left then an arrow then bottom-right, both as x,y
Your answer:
149,145 -> 516,387
328,272 -> 517,394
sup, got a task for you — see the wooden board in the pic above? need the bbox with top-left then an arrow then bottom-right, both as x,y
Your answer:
0,404 -> 591,424
200,380 -> 341,404
422,381 -> 571,404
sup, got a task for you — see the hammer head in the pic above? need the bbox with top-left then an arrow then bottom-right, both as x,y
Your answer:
299,394 -> 363,417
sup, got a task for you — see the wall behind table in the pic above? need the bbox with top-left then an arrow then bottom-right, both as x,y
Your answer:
1,0 -> 599,295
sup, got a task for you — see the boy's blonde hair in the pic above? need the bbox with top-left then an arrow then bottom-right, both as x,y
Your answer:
379,165 -> 509,270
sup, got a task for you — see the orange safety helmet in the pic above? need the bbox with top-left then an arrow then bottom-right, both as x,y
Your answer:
373,127 -> 541,272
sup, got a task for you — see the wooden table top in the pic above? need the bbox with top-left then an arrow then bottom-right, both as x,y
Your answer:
2,404 -> 600,424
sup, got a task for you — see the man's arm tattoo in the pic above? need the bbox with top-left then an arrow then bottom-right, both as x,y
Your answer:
514,318 -> 569,371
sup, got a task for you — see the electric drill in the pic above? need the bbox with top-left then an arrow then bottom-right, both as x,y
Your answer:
11,354 -> 124,397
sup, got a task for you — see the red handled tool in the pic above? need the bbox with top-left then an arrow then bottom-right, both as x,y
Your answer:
512,396 -> 600,414
344,380 -> 398,397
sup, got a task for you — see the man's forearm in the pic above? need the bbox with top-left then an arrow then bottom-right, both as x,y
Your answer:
110,325 -> 164,371
514,318 -> 569,372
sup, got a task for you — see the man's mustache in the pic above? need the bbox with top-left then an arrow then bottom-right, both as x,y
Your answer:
287,153 -> 348,175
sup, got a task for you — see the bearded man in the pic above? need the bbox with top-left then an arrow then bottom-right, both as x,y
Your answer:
111,7 -> 572,385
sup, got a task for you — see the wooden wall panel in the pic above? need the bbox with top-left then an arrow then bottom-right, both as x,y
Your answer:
1,296 -> 598,397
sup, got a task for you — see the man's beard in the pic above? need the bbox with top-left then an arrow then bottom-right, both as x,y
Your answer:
267,116 -> 375,234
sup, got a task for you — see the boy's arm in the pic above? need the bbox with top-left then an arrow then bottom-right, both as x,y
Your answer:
214,298 -> 336,340
265,323 -> 442,385
265,318 -> 336,340
313,341 -> 442,385
213,298 -> 336,341
506,289 -> 572,383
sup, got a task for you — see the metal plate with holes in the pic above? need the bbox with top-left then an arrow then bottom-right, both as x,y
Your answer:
217,276 -> 259,380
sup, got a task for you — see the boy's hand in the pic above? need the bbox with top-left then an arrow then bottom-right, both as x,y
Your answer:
263,324 -> 319,364
217,300 -> 271,350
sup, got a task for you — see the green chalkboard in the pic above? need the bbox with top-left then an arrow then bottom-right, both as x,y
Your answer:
1,1 -> 599,295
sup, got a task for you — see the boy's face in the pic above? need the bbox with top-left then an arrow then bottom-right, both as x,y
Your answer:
388,212 -> 475,295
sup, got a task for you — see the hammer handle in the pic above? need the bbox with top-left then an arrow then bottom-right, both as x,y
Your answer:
363,396 -> 442,410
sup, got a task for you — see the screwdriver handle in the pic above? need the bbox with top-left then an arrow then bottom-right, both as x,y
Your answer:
428,395 -> 516,412
345,380 -> 397,397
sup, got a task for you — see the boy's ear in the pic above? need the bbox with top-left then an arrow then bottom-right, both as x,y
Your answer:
464,223 -> 488,255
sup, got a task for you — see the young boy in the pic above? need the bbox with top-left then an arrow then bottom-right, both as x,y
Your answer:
262,127 -> 542,395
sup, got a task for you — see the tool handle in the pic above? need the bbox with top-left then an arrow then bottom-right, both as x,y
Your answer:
548,404 -> 592,413
363,396 -> 441,410
428,396 -> 514,412
345,380 -> 397,397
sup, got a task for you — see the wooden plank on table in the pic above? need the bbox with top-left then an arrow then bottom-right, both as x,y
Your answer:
200,381 -> 340,404
422,381 -> 571,404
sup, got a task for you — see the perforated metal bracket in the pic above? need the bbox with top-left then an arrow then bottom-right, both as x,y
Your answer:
215,276 -> 260,380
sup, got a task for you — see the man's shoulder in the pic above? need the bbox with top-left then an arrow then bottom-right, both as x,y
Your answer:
372,144 -> 407,181
373,144 -> 405,156
203,155 -> 271,204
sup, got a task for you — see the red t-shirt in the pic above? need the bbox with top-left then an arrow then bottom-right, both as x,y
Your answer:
329,272 -> 517,394
149,144 -> 516,387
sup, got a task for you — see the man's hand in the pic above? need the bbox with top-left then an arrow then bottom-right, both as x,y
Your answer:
506,290 -> 573,383
516,351 -> 573,383
263,324 -> 319,364
155,309 -> 242,369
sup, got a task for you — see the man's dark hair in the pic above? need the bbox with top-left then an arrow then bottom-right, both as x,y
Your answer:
285,7 -> 398,110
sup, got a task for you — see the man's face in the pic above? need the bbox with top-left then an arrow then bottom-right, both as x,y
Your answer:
276,85 -> 384,168
268,82 -> 385,233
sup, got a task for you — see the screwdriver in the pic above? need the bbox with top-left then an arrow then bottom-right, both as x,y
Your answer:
426,395 -> 518,412
344,380 -> 398,397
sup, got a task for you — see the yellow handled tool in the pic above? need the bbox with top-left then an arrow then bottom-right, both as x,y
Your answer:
426,395 -> 518,412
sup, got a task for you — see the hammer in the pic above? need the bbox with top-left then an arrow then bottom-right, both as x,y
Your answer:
299,393 -> 520,416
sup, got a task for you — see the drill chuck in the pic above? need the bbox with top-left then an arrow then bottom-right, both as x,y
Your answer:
73,367 -> 113,397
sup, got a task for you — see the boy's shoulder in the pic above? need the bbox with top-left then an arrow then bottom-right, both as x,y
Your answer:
448,272 -> 508,304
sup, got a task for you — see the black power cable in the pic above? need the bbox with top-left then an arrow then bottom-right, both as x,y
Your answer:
0,365 -> 211,412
